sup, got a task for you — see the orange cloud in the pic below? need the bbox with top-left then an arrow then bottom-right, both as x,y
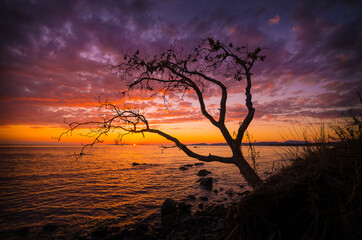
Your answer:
268,14 -> 280,25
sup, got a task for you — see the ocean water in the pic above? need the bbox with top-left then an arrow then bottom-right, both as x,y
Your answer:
0,145 -> 289,239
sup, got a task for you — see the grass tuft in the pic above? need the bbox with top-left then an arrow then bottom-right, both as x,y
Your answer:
227,104 -> 362,240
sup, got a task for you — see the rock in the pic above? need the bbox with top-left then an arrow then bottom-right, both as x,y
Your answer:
213,190 -> 219,194
184,164 -> 193,167
219,188 -> 224,191
161,198 -> 178,233
215,219 -> 225,231
240,190 -> 251,196
42,223 -> 58,232
178,202 -> 192,215
199,196 -> 208,201
92,226 -> 108,238
179,166 -> 188,170
194,162 -> 205,166
239,185 -> 245,188
199,177 -> 213,190
187,195 -> 196,200
161,198 -> 177,216
197,169 -> 212,176
133,222 -> 149,232
198,202 -> 204,209
226,188 -> 234,196
14,227 -> 29,236
123,236 -> 136,240
132,162 -> 146,166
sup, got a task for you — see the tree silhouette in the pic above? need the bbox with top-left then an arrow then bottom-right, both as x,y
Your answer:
60,38 -> 265,188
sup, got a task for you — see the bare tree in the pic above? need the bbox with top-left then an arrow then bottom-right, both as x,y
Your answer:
60,38 -> 265,188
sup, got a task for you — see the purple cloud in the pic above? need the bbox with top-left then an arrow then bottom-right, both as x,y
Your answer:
0,0 -> 361,130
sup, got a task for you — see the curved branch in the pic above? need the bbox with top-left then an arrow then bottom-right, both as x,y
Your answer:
142,128 -> 235,164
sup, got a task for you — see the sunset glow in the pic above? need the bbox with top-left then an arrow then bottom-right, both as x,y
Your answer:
0,1 -> 361,145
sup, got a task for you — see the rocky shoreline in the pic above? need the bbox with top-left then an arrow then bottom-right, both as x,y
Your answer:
80,198 -> 235,240
77,164 -> 250,240
7,162 -> 251,240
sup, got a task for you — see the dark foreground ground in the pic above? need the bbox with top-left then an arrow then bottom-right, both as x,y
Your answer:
227,139 -> 362,240
71,137 -> 362,240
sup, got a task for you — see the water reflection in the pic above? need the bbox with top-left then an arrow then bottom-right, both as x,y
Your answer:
0,145 -> 288,239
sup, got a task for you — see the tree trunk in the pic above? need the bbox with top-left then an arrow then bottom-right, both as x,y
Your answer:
233,150 -> 263,188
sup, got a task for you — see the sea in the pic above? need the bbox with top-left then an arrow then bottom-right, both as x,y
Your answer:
0,145 -> 291,239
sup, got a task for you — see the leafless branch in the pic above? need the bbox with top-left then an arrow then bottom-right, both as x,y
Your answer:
60,37 -> 265,187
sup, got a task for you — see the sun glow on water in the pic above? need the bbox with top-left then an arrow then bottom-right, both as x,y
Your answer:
0,145 -> 287,239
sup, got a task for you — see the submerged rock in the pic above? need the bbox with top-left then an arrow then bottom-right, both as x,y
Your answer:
14,227 -> 29,236
42,223 -> 58,232
132,162 -> 146,166
179,166 -> 188,170
92,226 -> 108,239
199,177 -> 213,190
226,188 -> 234,196
197,169 -> 212,176
187,194 -> 196,200
194,162 -> 205,166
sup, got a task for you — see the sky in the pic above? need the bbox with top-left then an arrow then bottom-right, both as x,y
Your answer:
0,0 -> 361,145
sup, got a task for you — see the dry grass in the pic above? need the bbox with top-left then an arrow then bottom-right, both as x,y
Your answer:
227,107 -> 362,240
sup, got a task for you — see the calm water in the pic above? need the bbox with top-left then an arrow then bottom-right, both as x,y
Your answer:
0,145 -> 288,239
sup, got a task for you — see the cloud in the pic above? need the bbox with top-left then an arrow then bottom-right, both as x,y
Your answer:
0,0 -> 361,137
268,14 -> 280,24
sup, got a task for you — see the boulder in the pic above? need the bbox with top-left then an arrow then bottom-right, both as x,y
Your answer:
178,202 -> 192,215
187,194 -> 196,200
161,198 -> 178,232
199,177 -> 213,190
241,190 -> 251,196
14,227 -> 29,236
179,166 -> 188,170
42,223 -> 58,232
161,198 -> 177,216
197,169 -> 212,176
226,188 -> 234,196
194,162 -> 205,166
92,226 -> 108,239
